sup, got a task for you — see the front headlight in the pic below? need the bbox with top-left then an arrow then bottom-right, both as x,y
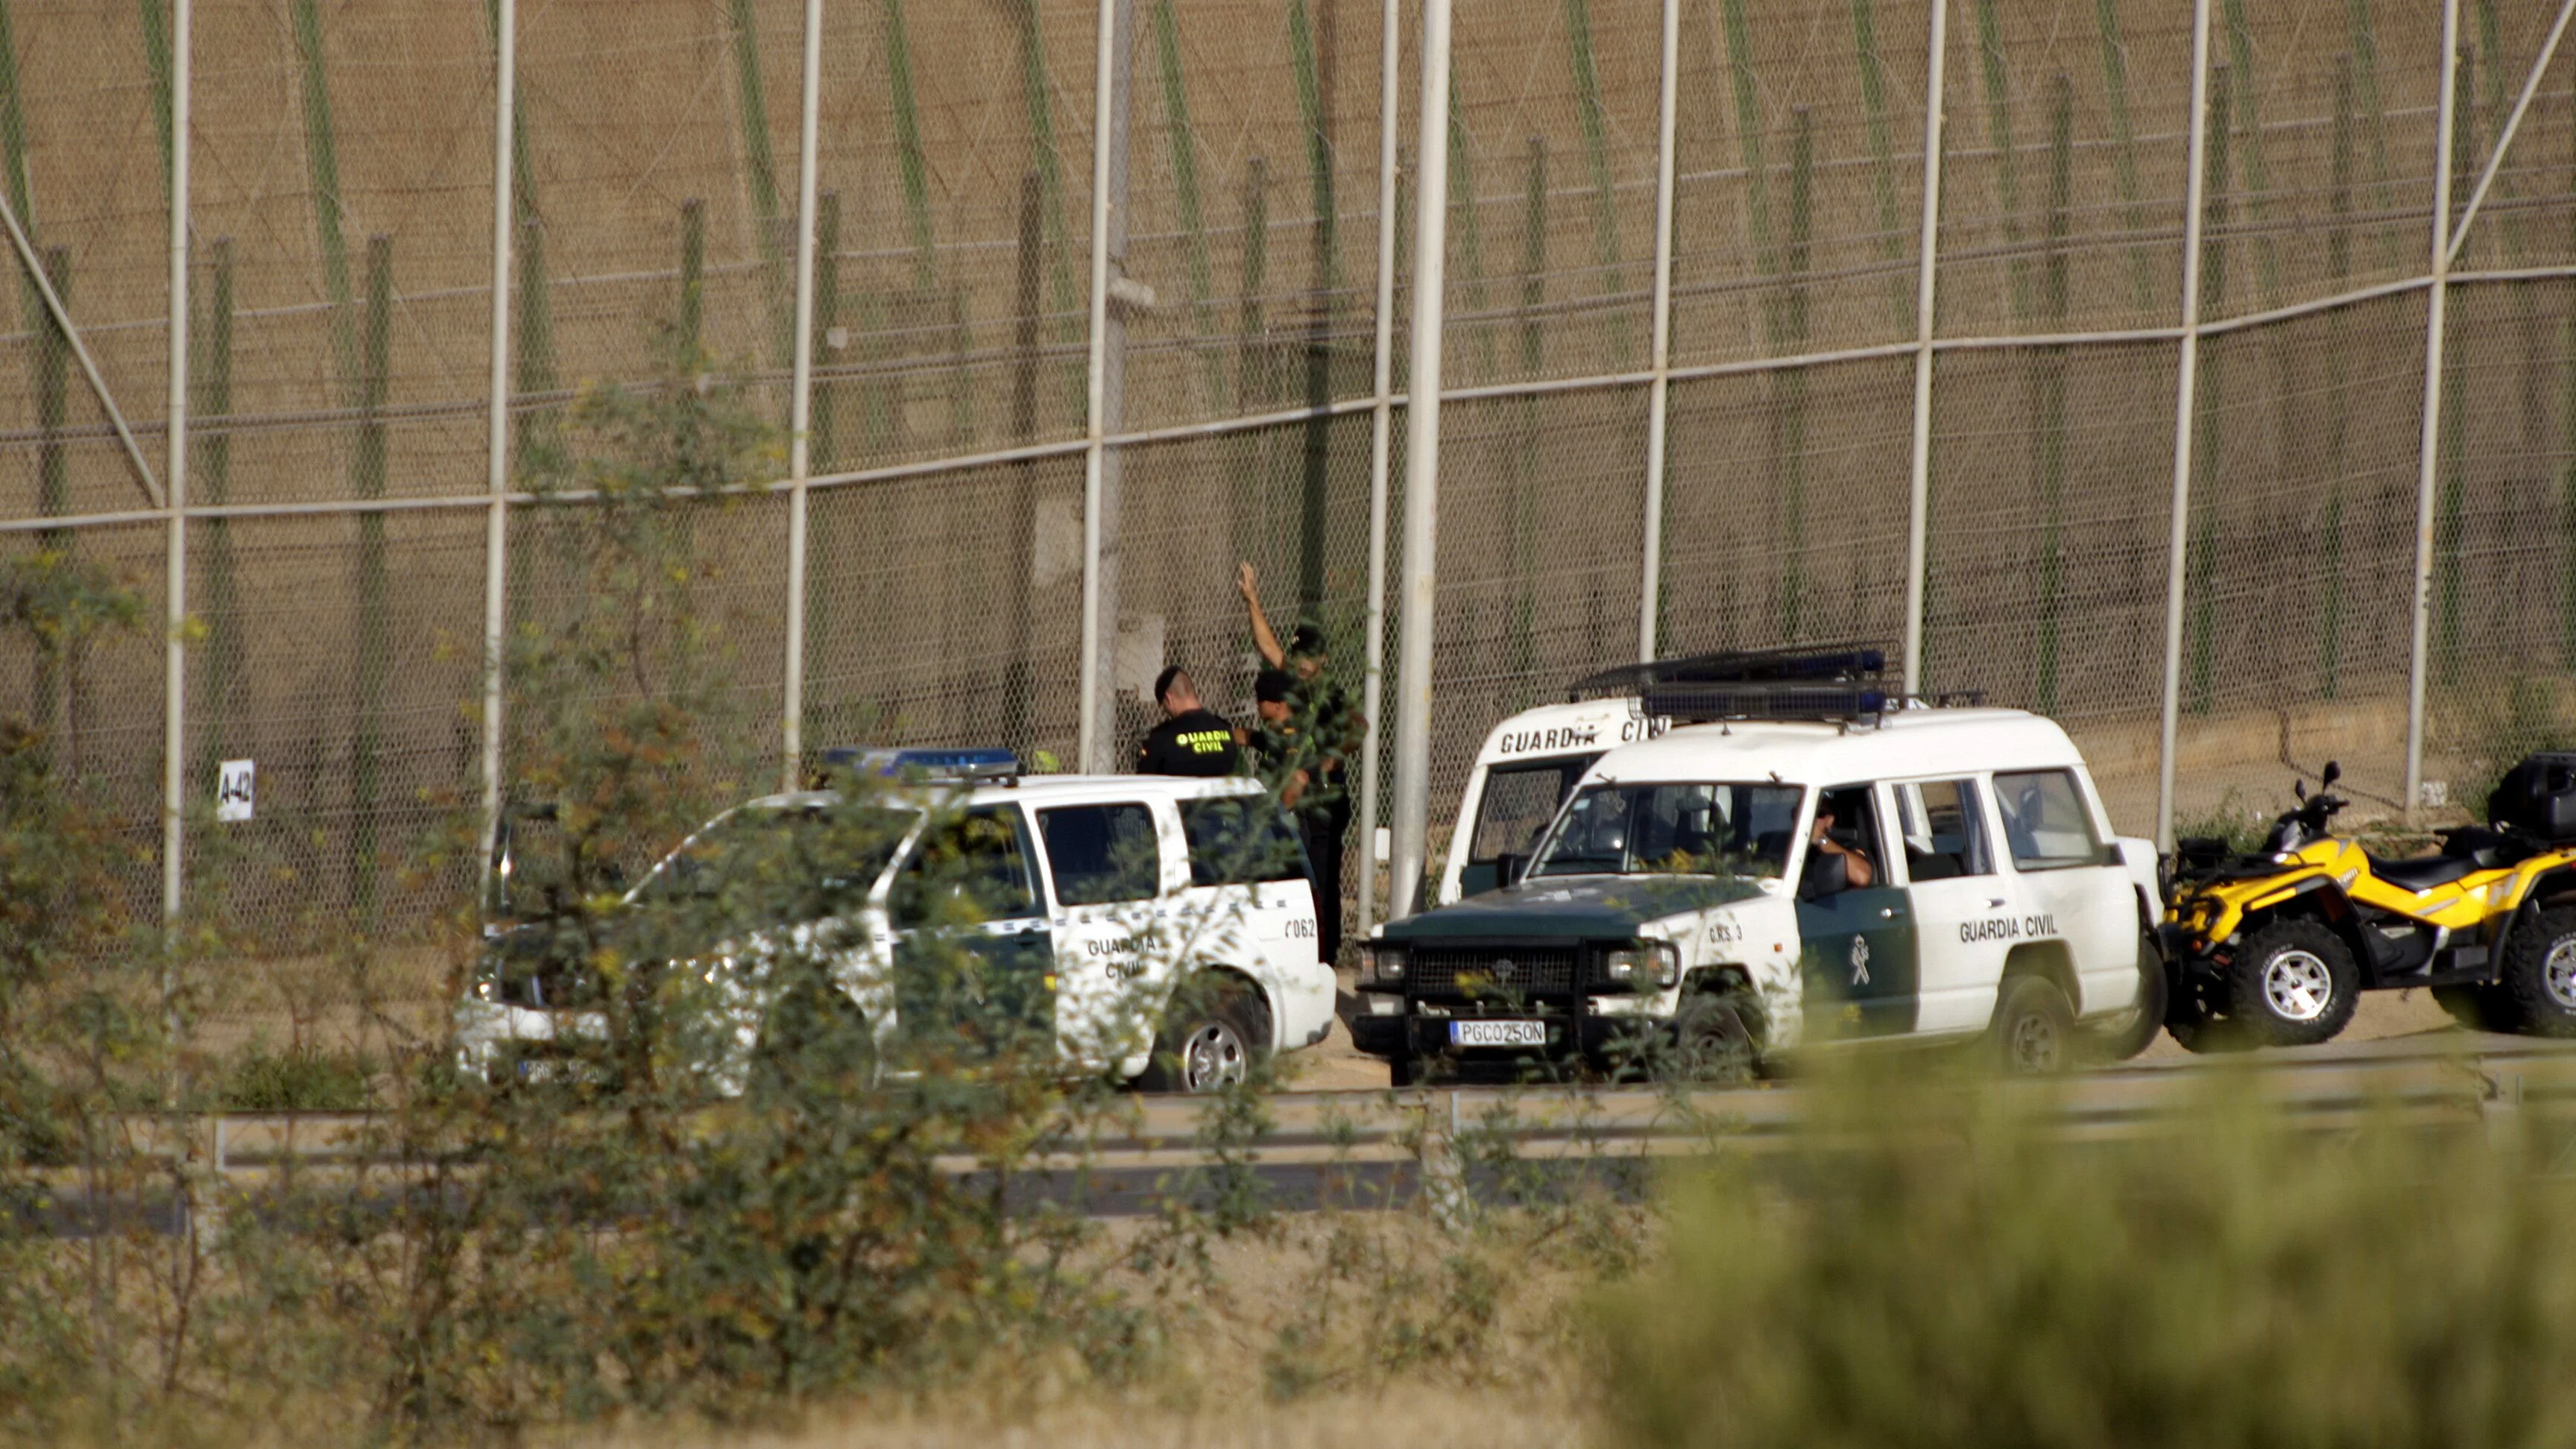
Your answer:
1361,943 -> 1407,985
1602,941 -> 1679,990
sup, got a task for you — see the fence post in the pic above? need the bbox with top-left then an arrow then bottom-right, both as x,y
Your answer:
1899,0 -> 1950,696
1387,0 -> 1455,921
2404,0 -> 2465,825
783,0 -> 821,790
479,0 -> 516,877
1357,0 -> 1398,932
1637,0 -> 1678,660
2153,0 -> 2216,853
1078,0 -> 1134,773
162,0 -> 191,931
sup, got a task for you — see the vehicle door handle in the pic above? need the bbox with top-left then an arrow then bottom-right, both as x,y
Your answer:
1985,898 -> 2007,909
1879,907 -> 1900,919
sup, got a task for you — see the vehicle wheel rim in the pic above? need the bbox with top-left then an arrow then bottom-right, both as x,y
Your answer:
2262,950 -> 2334,1022
2545,939 -> 2576,1012
2009,1010 -> 2062,1073
1180,1020 -> 1248,1091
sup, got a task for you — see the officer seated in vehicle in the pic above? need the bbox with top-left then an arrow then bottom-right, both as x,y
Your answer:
1802,788 -> 1877,898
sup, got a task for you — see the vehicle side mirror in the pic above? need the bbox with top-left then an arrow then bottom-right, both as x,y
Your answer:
2320,760 -> 2342,791
1799,850 -> 1848,902
1496,852 -> 1530,888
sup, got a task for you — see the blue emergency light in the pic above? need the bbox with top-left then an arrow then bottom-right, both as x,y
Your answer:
818,746 -> 1021,782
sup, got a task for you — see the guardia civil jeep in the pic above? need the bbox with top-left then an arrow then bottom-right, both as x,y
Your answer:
1350,648 -> 2168,1082
461,750 -> 1337,1094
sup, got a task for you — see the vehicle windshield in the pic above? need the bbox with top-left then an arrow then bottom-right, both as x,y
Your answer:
1530,782 -> 1805,879
637,802 -> 919,921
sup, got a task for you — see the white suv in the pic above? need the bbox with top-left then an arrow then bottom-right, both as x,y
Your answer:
460,762 -> 1336,1093
1355,690 -> 2166,1081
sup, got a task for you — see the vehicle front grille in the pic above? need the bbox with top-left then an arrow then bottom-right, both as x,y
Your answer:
1408,945 -> 1580,997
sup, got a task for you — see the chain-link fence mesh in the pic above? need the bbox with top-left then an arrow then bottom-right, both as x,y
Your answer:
7,0 -> 2576,1037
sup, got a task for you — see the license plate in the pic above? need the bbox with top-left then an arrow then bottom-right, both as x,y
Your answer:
1450,1019 -> 1547,1048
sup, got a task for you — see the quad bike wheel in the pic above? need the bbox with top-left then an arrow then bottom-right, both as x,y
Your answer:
2086,932 -> 2171,1062
2165,969 -> 2252,1054
1990,975 -> 2076,1076
2432,982 -> 2510,1034
2497,906 -> 2576,1040
2225,918 -> 2358,1048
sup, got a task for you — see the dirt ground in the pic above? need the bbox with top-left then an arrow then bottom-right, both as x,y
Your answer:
662,1392 -> 1589,1449
1278,966 -> 2469,1090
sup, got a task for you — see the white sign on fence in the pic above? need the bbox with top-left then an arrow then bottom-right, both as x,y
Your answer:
215,759 -> 256,823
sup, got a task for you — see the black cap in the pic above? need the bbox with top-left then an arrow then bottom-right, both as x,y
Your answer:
1153,664 -> 1190,706
1289,619 -> 1327,657
1254,667 -> 1296,704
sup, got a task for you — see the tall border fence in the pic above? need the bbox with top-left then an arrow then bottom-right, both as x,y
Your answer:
6,0 -> 2576,972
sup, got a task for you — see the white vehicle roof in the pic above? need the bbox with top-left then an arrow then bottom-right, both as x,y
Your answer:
1579,707 -> 2083,789
744,771 -> 1267,815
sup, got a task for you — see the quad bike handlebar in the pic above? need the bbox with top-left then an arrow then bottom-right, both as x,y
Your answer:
2263,761 -> 2347,855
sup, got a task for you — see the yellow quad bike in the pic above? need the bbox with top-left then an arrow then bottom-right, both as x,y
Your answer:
2161,756 -> 2576,1050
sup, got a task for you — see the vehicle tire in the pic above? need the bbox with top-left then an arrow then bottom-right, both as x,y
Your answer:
2432,982 -> 2512,1034
2224,918 -> 2359,1048
1136,976 -> 1269,1093
1989,974 -> 2076,1076
2496,906 -> 2576,1040
1671,990 -> 1758,1083
2087,932 -> 2171,1061
1388,1053 -> 1419,1088
751,975 -> 874,1094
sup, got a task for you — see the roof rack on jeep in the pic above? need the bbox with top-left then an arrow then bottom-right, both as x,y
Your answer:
1562,643 -> 1910,724
817,745 -> 1021,783
1565,643 -> 1887,702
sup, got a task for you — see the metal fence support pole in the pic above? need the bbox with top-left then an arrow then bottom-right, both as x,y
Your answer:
1078,0 -> 1133,773
1387,0 -> 1453,921
2154,0 -> 2216,853
1636,0 -> 1679,661
479,0 -> 516,874
2405,0 -> 2464,824
1357,0 -> 1398,932
782,0 -> 821,790
1899,0 -> 1949,696
162,0 -> 191,929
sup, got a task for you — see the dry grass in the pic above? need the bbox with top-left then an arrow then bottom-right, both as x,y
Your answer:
643,1387 -> 1589,1449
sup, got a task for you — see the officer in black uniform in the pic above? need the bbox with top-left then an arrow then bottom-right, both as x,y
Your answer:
1134,665 -> 1242,776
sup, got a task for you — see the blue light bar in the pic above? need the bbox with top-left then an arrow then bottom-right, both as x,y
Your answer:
819,746 -> 1021,781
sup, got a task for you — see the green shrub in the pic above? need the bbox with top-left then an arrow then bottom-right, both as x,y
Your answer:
1597,1073 -> 2576,1449
212,1044 -> 375,1114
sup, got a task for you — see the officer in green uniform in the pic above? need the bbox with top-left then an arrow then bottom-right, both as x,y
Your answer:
1240,561 -> 1366,965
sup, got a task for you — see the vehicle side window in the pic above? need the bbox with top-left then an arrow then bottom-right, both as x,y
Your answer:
891,806 -> 1041,926
1178,796 -> 1310,886
1802,783 -> 1887,898
1469,757 -> 1599,864
1894,778 -> 1994,880
1994,769 -> 2103,871
1038,803 -> 1162,906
